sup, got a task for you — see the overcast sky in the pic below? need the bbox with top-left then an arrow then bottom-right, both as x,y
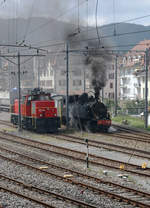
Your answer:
1,0 -> 150,26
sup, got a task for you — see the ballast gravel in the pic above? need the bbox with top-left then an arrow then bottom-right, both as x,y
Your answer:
0,112 -> 146,208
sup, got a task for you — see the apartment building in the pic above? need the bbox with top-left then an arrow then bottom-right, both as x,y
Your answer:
103,60 -> 120,100
40,54 -> 91,95
119,40 -> 150,100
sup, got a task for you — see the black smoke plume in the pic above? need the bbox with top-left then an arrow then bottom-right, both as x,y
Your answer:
85,48 -> 111,99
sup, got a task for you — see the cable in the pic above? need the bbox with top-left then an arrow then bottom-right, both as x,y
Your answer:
0,0 -> 6,7
17,0 -> 86,43
33,27 -> 150,50
28,26 -> 149,50
22,12 -> 150,48
15,0 -> 19,44
113,0 -> 116,36
78,0 -> 80,33
23,0 -> 35,44
95,0 -> 101,47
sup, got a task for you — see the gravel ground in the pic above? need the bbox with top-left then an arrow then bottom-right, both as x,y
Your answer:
0,112 -> 148,208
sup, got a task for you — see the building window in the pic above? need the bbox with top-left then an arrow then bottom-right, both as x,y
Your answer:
109,93 -> 114,99
50,70 -> 53,76
108,73 -> 114,79
110,82 -> 113,88
46,80 -> 53,87
60,70 -> 66,76
73,70 -> 81,76
59,80 -> 66,86
73,80 -> 82,86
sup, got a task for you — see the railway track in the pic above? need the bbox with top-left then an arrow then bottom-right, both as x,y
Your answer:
1,119 -> 150,206
53,133 -> 150,161
112,124 -> 150,138
0,134 -> 150,207
1,119 -> 150,144
0,119 -> 13,127
0,173 -> 95,208
0,119 -> 150,160
0,131 -> 150,178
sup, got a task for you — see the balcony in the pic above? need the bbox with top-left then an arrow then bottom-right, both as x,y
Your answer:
120,84 -> 127,88
134,83 -> 141,88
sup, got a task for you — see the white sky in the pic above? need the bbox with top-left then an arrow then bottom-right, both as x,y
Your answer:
1,0 -> 150,26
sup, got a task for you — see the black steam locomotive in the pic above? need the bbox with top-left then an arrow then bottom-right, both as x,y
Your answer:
62,92 -> 111,132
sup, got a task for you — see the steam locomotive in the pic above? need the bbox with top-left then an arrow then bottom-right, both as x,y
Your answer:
62,92 -> 111,132
10,88 -> 60,133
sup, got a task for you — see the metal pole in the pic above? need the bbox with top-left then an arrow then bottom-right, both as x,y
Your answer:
37,50 -> 40,88
18,52 -> 22,131
145,48 -> 149,128
101,88 -> 104,102
66,41 -> 69,129
83,67 -> 86,92
85,139 -> 89,168
114,55 -> 118,116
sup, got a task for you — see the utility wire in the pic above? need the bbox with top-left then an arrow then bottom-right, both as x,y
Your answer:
17,0 -> 86,43
113,0 -> 116,36
15,0 -> 19,44
0,0 -> 6,7
22,12 -> 150,48
23,0 -> 35,44
95,0 -> 101,47
28,13 -> 150,49
33,27 -> 150,50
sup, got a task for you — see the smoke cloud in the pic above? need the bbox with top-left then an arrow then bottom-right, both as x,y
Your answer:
84,48 -> 111,97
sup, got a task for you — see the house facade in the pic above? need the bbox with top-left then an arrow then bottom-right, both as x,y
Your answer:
119,40 -> 150,101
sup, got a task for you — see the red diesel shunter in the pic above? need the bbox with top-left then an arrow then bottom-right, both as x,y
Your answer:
11,88 -> 60,133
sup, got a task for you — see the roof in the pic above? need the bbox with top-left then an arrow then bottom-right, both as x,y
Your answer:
131,40 -> 150,52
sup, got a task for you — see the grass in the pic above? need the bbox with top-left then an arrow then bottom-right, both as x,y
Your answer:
112,114 -> 150,131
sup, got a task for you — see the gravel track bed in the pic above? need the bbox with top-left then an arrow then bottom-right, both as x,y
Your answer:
1,132 -> 149,171
1,135 -> 150,179
0,191 -> 44,208
0,140 -> 145,208
40,135 -> 150,167
0,141 -> 140,207
76,132 -> 150,152
0,137 -> 149,192
0,113 -> 149,207
0,156 -> 132,208
0,178 -> 71,208
85,134 -> 150,151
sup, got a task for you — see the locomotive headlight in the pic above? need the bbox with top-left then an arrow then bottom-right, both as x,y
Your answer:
40,114 -> 42,117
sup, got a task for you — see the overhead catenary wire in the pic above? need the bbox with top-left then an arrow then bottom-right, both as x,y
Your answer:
23,0 -> 35,44
1,1 -> 150,56
15,0 -> 19,44
28,23 -> 150,50
0,0 -> 6,8
95,0 -> 101,47
20,11 -> 150,48
113,0 -> 116,36
9,39 -> 150,56
32,27 -> 150,50
17,0 -> 87,43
